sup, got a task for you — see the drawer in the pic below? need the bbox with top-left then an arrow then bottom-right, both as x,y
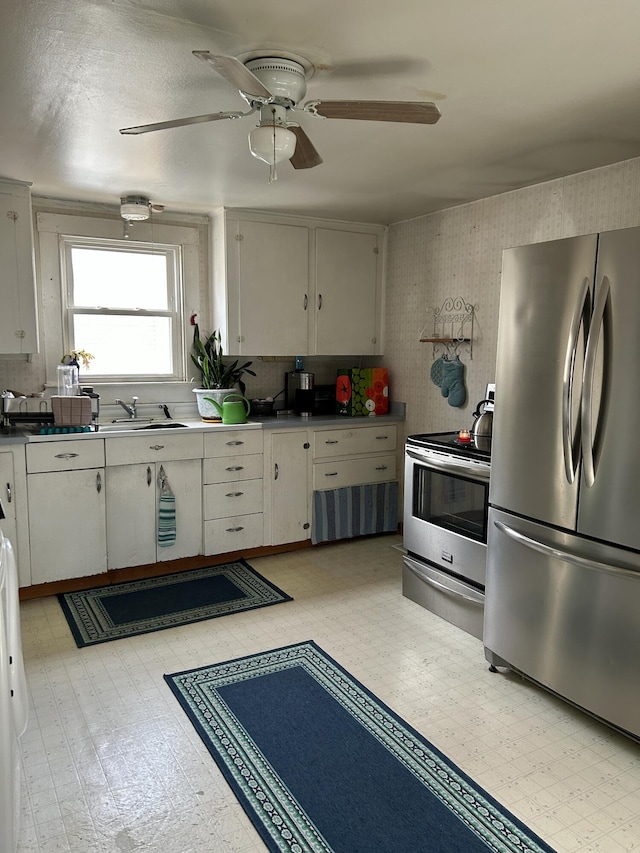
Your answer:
204,479 -> 264,520
26,439 -> 105,473
204,430 -> 263,458
204,513 -> 264,555
313,455 -> 396,490
203,453 -> 263,484
106,432 -> 203,466
313,424 -> 397,459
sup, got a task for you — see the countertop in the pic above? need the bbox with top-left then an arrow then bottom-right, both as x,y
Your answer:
0,411 -> 405,445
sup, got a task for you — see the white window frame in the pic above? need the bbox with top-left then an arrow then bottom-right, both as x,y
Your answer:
36,211 -> 205,388
60,235 -> 184,382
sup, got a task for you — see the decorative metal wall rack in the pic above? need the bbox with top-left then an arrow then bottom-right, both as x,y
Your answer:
420,296 -> 476,359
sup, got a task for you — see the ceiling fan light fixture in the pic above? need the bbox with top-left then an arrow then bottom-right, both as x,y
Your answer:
248,124 -> 297,167
120,195 -> 151,221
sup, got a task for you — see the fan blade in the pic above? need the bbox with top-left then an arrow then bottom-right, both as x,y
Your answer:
289,126 -> 323,169
119,110 -> 248,135
193,51 -> 273,101
306,100 -> 441,124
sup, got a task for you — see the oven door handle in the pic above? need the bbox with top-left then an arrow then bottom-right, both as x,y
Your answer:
406,449 -> 490,481
404,556 -> 485,605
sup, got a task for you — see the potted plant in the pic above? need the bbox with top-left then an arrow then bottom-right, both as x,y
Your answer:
191,323 -> 255,421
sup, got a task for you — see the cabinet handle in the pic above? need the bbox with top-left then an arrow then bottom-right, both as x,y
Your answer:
325,439 -> 339,445
318,293 -> 323,310
225,465 -> 244,472
375,435 -> 389,440
303,442 -> 310,449
304,293 -> 308,310
226,525 -> 244,533
149,444 -> 165,450
96,472 -> 102,494
147,466 -> 152,486
55,452 -> 79,459
225,491 -> 244,498
226,440 -> 244,446
274,462 -> 279,480
375,465 -> 388,471
303,522 -> 310,530
5,483 -> 11,503
324,471 -> 339,477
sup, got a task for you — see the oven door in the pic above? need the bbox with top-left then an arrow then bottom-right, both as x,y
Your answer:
403,449 -> 488,587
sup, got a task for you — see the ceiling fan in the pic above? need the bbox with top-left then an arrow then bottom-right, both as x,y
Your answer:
119,51 -> 442,181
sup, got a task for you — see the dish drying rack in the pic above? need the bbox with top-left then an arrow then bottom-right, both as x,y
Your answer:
420,296 -> 476,359
2,393 -> 100,432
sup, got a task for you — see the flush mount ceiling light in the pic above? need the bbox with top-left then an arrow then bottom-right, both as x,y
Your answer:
248,105 -> 297,182
120,195 -> 151,221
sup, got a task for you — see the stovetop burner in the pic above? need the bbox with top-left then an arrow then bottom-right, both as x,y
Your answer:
406,431 -> 491,462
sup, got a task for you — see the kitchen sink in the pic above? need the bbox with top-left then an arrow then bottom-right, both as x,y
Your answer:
135,422 -> 188,430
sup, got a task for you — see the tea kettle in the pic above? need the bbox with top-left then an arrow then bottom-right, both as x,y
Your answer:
471,399 -> 493,444
204,393 -> 251,425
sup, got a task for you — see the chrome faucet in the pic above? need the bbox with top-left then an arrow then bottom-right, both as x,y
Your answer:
115,396 -> 138,419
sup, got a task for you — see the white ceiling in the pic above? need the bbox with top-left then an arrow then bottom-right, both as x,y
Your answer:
3,0 -> 640,225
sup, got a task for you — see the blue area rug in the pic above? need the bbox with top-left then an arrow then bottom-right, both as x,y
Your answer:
59,560 -> 292,647
165,641 -> 556,853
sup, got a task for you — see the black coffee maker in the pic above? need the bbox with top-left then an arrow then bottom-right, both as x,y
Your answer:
285,357 -> 315,415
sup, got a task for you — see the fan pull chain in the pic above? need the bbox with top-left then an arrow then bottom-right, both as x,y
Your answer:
269,119 -> 278,183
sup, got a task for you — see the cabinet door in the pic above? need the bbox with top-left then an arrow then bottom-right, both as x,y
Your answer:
29,468 -> 106,583
106,463 -> 157,570
314,228 -> 380,355
0,182 -> 38,354
0,452 -> 16,548
268,432 -> 310,545
231,219 -> 309,355
156,458 -> 202,562
107,459 -> 202,569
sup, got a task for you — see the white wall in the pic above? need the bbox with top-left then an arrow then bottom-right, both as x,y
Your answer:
386,156 -> 640,443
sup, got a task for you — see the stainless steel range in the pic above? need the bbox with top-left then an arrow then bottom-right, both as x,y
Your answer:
403,431 -> 490,639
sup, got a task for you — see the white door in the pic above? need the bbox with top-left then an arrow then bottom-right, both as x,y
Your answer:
233,219 -> 310,355
107,459 -> 202,569
314,228 -> 380,354
28,468 -> 107,583
106,463 -> 156,570
269,432 -> 310,545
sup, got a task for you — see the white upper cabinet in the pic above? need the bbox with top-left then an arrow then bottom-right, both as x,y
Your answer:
0,179 -> 38,354
213,210 -> 386,356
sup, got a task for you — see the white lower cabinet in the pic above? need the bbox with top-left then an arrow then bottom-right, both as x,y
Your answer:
26,440 -> 107,584
0,451 -> 17,555
106,458 -> 202,569
266,431 -> 311,546
203,429 -> 264,555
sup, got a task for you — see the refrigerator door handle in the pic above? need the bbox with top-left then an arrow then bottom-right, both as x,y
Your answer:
581,275 -> 610,488
494,518 -> 639,581
562,276 -> 590,484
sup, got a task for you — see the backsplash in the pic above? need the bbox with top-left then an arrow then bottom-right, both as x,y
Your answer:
385,155 -> 640,442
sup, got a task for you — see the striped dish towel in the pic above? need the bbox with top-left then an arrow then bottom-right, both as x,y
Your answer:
158,467 -> 176,548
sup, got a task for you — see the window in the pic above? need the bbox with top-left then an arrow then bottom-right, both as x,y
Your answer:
60,236 -> 183,380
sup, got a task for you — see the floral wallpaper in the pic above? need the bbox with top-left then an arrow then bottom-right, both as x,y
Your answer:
385,156 -> 640,446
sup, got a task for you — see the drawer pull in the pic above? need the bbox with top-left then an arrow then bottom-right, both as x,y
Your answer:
324,471 -> 339,477
375,435 -> 389,440
375,465 -> 388,471
225,491 -> 244,498
150,444 -> 165,451
54,452 -> 79,459
226,440 -> 244,446
324,439 -> 339,445
225,465 -> 244,472
6,483 -> 11,503
226,525 -> 244,533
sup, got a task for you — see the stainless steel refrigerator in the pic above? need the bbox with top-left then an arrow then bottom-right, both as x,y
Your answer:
484,226 -> 640,740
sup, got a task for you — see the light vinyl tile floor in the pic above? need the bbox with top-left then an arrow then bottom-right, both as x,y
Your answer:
16,535 -> 640,852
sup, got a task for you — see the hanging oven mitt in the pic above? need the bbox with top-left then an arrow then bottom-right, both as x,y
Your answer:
440,356 -> 466,407
430,355 -> 447,387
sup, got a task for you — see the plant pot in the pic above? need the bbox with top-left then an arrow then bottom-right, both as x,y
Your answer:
193,388 -> 235,421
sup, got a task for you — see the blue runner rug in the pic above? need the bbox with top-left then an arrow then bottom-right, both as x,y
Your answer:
165,641 -> 556,853
59,559 -> 292,647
